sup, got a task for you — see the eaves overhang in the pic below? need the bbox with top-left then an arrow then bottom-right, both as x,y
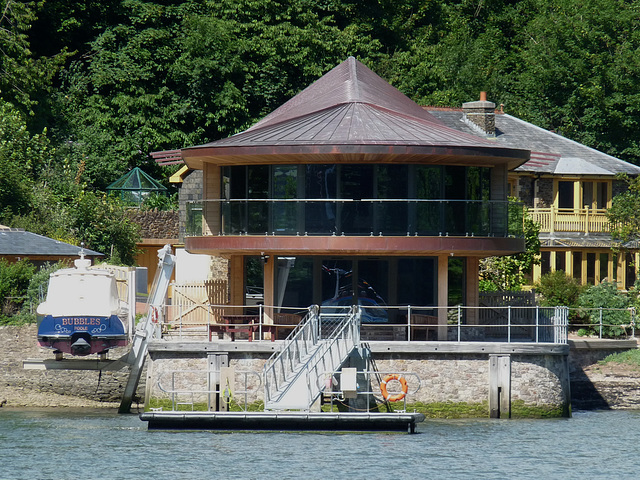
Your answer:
182,143 -> 529,170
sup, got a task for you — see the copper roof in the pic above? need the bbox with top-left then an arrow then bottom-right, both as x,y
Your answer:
182,57 -> 529,169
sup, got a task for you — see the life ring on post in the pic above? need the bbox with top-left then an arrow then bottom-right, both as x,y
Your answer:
380,374 -> 409,402
151,306 -> 159,323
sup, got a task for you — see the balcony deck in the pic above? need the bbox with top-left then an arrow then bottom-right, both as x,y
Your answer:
531,207 -> 610,234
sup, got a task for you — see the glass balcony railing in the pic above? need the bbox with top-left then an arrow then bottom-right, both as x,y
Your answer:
185,199 -> 524,238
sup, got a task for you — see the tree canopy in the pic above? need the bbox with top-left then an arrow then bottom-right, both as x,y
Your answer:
4,0 -> 640,265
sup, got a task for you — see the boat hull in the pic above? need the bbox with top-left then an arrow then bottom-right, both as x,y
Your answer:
37,314 -> 128,355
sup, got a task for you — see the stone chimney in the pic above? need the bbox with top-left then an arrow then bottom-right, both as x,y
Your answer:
462,91 -> 496,136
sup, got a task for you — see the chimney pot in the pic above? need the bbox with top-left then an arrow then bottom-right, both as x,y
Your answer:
480,91 -> 487,102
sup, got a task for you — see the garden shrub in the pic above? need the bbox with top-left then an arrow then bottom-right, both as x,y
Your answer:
577,281 -> 631,337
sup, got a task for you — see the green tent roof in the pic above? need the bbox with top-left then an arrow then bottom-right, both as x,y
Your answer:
107,167 -> 167,192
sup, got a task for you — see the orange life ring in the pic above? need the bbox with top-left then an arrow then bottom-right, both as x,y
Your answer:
380,374 -> 408,402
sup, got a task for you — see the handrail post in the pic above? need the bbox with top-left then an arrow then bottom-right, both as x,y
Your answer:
259,303 -> 263,341
599,307 -> 603,338
407,305 -> 412,341
508,305 -> 511,343
535,305 -> 539,343
457,305 -> 461,342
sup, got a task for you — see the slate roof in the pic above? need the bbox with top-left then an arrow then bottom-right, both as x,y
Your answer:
182,57 -> 529,169
0,228 -> 104,257
427,109 -> 640,176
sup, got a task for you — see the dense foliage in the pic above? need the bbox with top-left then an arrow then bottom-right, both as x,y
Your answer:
5,0 -> 640,319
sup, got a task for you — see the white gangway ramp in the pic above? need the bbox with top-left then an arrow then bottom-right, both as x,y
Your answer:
119,245 -> 175,413
263,306 -> 361,411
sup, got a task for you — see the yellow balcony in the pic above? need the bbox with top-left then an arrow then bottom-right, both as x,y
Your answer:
531,207 -> 609,234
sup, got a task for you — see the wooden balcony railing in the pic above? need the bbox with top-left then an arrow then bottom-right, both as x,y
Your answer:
531,207 -> 610,234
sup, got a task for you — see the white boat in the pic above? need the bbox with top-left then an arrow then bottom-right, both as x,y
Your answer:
36,249 -> 128,356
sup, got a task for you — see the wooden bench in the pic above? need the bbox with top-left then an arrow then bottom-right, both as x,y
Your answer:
209,315 -> 264,341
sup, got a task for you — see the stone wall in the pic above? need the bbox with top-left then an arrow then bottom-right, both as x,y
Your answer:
127,209 -> 179,239
537,178 -> 554,208
0,325 -> 144,407
178,170 -> 203,243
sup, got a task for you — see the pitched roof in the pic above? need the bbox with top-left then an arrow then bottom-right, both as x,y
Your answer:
182,57 -> 529,169
0,228 -> 104,257
427,109 -> 640,176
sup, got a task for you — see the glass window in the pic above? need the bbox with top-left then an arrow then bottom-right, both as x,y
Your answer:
276,257 -> 314,309
626,253 -> 635,290
596,182 -> 608,209
555,251 -> 566,272
448,257 -> 465,306
587,252 -> 596,284
582,182 -> 593,208
305,165 -> 336,233
599,253 -> 609,283
572,252 -> 581,280
397,258 -> 436,306
377,165 -> 408,234
541,251 -> 551,275
340,165 -> 373,235
273,166 -> 298,233
558,181 -> 574,209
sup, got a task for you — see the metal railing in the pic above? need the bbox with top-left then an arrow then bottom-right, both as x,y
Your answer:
262,305 -> 320,408
159,304 -> 572,344
319,370 -> 422,413
186,198 -> 524,238
155,368 -> 262,412
567,307 -> 636,339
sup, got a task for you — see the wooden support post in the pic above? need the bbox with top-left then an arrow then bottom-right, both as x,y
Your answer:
489,354 -> 511,419
438,255 -> 448,341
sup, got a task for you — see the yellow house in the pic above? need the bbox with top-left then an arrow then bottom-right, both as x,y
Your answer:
427,98 -> 640,288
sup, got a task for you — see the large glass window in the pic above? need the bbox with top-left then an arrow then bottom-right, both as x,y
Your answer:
340,165 -> 373,234
222,164 -> 495,236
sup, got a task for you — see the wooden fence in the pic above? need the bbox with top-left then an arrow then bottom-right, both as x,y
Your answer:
170,280 -> 229,325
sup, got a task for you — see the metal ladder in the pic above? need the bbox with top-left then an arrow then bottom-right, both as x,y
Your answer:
263,306 -> 361,411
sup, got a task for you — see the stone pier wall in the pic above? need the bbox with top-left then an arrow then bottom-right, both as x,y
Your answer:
145,342 -> 571,417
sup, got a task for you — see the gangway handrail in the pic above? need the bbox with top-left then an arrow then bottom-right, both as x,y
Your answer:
303,306 -> 361,407
263,305 -> 361,410
263,305 -> 319,405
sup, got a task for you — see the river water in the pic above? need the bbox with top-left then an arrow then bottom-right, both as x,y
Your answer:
1,408 -> 638,479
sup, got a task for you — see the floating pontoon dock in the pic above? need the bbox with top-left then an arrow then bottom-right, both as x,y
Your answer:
140,411 -> 425,433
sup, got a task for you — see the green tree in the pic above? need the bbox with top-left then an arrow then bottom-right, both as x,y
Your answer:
479,203 -> 540,291
535,271 -> 583,308
0,99 -> 51,219
0,259 -> 36,323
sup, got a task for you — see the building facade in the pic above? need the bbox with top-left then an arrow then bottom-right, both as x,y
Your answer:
180,57 -> 529,337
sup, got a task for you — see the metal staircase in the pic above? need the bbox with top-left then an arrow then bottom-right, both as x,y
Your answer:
263,305 -> 361,411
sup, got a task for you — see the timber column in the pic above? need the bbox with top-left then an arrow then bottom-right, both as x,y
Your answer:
437,255 -> 448,340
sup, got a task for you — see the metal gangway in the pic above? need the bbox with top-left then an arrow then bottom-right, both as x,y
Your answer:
118,245 -> 175,413
263,305 -> 361,411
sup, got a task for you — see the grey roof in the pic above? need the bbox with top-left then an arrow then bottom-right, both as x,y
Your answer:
182,58 -> 529,169
0,228 -> 104,257
427,109 -> 640,176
